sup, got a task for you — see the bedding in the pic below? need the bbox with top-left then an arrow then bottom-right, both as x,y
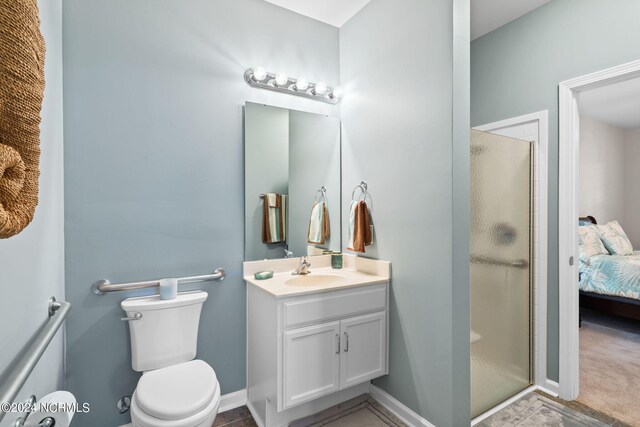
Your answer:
578,225 -> 608,262
579,251 -> 640,300
598,220 -> 634,256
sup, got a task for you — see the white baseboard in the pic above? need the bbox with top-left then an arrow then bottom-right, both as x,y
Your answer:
219,388 -> 248,413
369,384 -> 435,427
537,379 -> 560,397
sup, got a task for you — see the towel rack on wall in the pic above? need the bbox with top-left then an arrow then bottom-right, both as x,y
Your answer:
351,181 -> 374,208
471,254 -> 529,269
314,186 -> 327,202
91,268 -> 226,295
0,297 -> 71,423
351,181 -> 368,200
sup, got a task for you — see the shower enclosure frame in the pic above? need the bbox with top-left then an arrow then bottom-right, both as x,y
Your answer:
558,59 -> 640,402
472,110 -> 550,422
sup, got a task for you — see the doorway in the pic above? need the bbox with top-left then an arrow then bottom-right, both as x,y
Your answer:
559,59 -> 640,425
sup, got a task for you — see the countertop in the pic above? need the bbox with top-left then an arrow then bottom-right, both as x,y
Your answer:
243,254 -> 391,298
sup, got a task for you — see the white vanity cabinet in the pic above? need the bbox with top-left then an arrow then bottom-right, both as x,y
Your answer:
282,321 -> 341,407
282,307 -> 388,409
339,311 -> 387,388
246,279 -> 389,427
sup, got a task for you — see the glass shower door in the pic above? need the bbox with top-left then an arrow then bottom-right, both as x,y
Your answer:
470,129 -> 532,418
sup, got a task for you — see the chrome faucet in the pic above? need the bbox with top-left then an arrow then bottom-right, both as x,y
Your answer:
292,256 -> 311,275
284,247 -> 294,258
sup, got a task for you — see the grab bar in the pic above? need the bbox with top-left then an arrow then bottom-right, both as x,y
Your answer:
471,255 -> 529,269
0,298 -> 71,423
91,268 -> 226,295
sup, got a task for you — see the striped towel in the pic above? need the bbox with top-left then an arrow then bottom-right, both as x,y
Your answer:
262,193 -> 287,243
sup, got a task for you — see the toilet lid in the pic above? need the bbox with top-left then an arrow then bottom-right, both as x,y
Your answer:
136,360 -> 218,421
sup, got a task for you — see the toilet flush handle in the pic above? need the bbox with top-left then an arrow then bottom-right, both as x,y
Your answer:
121,312 -> 142,321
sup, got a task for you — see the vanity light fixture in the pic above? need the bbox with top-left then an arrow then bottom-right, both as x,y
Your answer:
252,66 -> 267,82
294,77 -> 309,92
274,72 -> 289,87
313,81 -> 327,96
244,67 -> 342,104
330,86 -> 343,100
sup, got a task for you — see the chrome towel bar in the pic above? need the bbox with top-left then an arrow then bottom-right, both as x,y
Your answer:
471,255 -> 529,269
0,297 -> 71,423
91,268 -> 226,295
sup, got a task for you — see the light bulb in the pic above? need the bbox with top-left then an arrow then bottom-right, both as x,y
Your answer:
330,86 -> 343,99
295,77 -> 309,91
252,66 -> 267,81
275,72 -> 289,87
314,81 -> 327,95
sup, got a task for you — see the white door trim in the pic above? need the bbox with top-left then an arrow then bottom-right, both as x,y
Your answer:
475,110 -> 549,390
558,59 -> 640,401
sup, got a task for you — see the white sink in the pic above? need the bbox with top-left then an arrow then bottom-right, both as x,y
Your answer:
285,274 -> 342,287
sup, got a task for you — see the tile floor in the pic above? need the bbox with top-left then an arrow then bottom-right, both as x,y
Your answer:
214,390 -> 630,427
213,405 -> 257,427
213,394 -> 405,427
477,392 -> 625,426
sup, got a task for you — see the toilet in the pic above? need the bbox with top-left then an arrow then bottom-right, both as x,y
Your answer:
121,291 -> 220,427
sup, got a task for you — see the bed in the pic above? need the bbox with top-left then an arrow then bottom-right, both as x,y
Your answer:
579,216 -> 640,321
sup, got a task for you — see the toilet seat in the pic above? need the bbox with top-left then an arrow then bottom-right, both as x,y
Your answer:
131,360 -> 220,427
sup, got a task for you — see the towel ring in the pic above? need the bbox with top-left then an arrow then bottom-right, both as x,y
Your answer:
351,181 -> 368,201
314,186 -> 327,203
351,181 -> 373,209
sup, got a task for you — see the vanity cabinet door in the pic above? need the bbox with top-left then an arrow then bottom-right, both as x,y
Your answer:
283,321 -> 341,409
339,311 -> 387,389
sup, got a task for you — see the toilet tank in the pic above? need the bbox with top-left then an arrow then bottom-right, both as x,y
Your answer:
121,291 -> 208,372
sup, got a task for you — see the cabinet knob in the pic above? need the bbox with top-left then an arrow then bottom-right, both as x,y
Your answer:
336,333 -> 340,354
344,332 -> 349,352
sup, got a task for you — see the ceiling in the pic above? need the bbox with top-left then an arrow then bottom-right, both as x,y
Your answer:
265,0 -> 552,37
580,77 -> 640,130
263,0 -> 371,28
471,0 -> 551,40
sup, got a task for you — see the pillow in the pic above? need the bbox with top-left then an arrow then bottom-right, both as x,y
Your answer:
598,220 -> 633,256
578,225 -> 608,262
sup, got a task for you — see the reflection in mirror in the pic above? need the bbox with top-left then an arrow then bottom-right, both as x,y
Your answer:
244,102 -> 341,261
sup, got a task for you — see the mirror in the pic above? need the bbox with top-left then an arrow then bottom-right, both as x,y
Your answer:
244,102 -> 341,261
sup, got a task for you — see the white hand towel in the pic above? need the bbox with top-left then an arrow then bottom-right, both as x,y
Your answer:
347,200 -> 357,250
308,201 -> 324,244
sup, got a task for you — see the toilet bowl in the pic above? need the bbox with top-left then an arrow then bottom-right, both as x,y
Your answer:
121,292 -> 219,427
130,360 -> 220,427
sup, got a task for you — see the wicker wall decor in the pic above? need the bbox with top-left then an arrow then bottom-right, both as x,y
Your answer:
0,0 -> 46,238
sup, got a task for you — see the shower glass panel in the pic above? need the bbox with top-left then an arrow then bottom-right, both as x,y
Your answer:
470,129 -> 532,418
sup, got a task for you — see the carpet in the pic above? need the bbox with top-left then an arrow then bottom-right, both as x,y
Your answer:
578,320 -> 640,426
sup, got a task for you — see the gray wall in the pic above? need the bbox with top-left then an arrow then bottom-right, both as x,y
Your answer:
471,0 -> 640,381
452,0 -> 471,424
340,0 -> 470,425
578,116 -> 626,226
62,1 -> 339,425
623,129 -> 640,248
0,0 -> 65,426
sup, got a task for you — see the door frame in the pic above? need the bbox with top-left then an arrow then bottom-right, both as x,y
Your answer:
558,59 -> 640,400
474,110 -> 549,391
